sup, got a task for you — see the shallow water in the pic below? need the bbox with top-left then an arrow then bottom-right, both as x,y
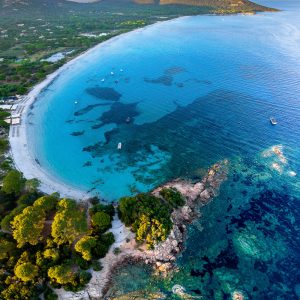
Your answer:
29,0 -> 300,298
29,0 -> 300,201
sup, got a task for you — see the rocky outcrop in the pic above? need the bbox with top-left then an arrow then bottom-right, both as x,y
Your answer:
146,160 -> 228,275
56,160 -> 228,299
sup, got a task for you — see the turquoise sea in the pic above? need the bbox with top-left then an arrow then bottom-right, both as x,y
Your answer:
28,0 -> 300,298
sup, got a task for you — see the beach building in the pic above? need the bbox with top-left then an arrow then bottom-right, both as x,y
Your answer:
0,104 -> 18,111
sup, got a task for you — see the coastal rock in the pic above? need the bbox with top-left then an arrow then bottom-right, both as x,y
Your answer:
158,262 -> 173,273
172,239 -> 178,247
194,182 -> 204,192
200,189 -> 211,200
181,205 -> 193,220
232,290 -> 248,300
62,161 -> 228,299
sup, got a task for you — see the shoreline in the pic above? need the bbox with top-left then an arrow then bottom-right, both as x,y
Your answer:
54,160 -> 228,299
8,21 -> 174,200
7,7 -> 273,201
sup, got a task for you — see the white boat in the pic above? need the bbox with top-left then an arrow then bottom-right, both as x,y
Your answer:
117,142 -> 122,150
270,117 -> 277,125
110,71 -> 114,76
74,101 -> 78,104
101,78 -> 105,82
120,69 -> 123,72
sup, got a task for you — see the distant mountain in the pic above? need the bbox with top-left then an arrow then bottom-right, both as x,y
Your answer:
1,0 -> 276,10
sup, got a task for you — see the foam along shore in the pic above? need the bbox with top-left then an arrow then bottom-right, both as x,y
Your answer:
55,160 -> 228,300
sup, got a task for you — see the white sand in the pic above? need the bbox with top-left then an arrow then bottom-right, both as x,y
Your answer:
54,213 -> 135,299
8,17 -> 185,200
8,26 -> 157,200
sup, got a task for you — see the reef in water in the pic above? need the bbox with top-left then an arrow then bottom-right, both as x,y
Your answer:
86,87 -> 122,101
91,102 -> 139,129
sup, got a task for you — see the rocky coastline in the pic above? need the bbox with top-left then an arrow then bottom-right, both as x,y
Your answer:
55,160 -> 228,299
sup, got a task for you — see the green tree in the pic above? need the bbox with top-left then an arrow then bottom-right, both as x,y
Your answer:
44,287 -> 58,300
12,205 -> 45,247
48,263 -> 77,285
1,280 -> 39,300
33,195 -> 58,211
15,262 -> 38,282
118,196 -> 138,226
91,211 -> 111,232
159,188 -> 184,208
2,170 -> 25,195
24,178 -> 40,193
51,199 -> 87,245
1,205 -> 26,232
75,236 -> 97,261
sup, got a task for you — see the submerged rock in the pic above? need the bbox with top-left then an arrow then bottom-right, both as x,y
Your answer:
86,87 -> 122,101
231,290 -> 248,300
172,284 -> 186,296
232,228 -> 283,261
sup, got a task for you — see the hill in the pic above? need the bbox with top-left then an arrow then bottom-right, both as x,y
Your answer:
0,0 -> 276,98
1,0 -> 276,11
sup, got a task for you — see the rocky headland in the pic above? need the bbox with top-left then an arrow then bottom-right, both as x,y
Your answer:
55,160 -> 228,299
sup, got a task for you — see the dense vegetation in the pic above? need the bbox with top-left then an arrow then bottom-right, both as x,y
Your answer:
0,171 -> 115,299
0,0 -> 275,98
118,188 -> 184,249
0,109 -> 12,180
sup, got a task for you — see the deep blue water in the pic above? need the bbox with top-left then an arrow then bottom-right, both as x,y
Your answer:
28,0 -> 300,298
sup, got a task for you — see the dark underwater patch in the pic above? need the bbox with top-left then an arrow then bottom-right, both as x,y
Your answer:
144,66 -> 185,86
70,130 -> 84,136
185,78 -> 212,85
165,66 -> 186,75
144,75 -> 173,86
83,161 -> 92,167
81,89 -> 289,181
191,241 -> 239,278
91,102 -> 139,129
74,103 -> 111,116
83,142 -> 102,156
86,87 -> 122,101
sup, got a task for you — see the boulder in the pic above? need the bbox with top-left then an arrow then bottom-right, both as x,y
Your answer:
200,189 -> 211,200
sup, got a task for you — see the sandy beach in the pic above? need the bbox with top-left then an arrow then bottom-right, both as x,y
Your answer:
8,17 -> 186,200
8,26 -> 150,200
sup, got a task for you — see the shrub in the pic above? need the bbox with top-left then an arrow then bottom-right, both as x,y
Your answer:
91,260 -> 102,271
159,188 -> 184,208
91,211 -> 111,232
44,287 -> 58,300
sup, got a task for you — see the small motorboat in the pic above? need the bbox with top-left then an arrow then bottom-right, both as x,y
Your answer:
126,117 -> 131,123
74,101 -> 78,104
117,142 -> 122,150
270,117 -> 277,125
110,71 -> 114,76
101,78 -> 105,82
120,69 -> 124,72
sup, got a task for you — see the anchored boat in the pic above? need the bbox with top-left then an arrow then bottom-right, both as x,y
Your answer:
117,142 -> 122,150
270,117 -> 277,125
